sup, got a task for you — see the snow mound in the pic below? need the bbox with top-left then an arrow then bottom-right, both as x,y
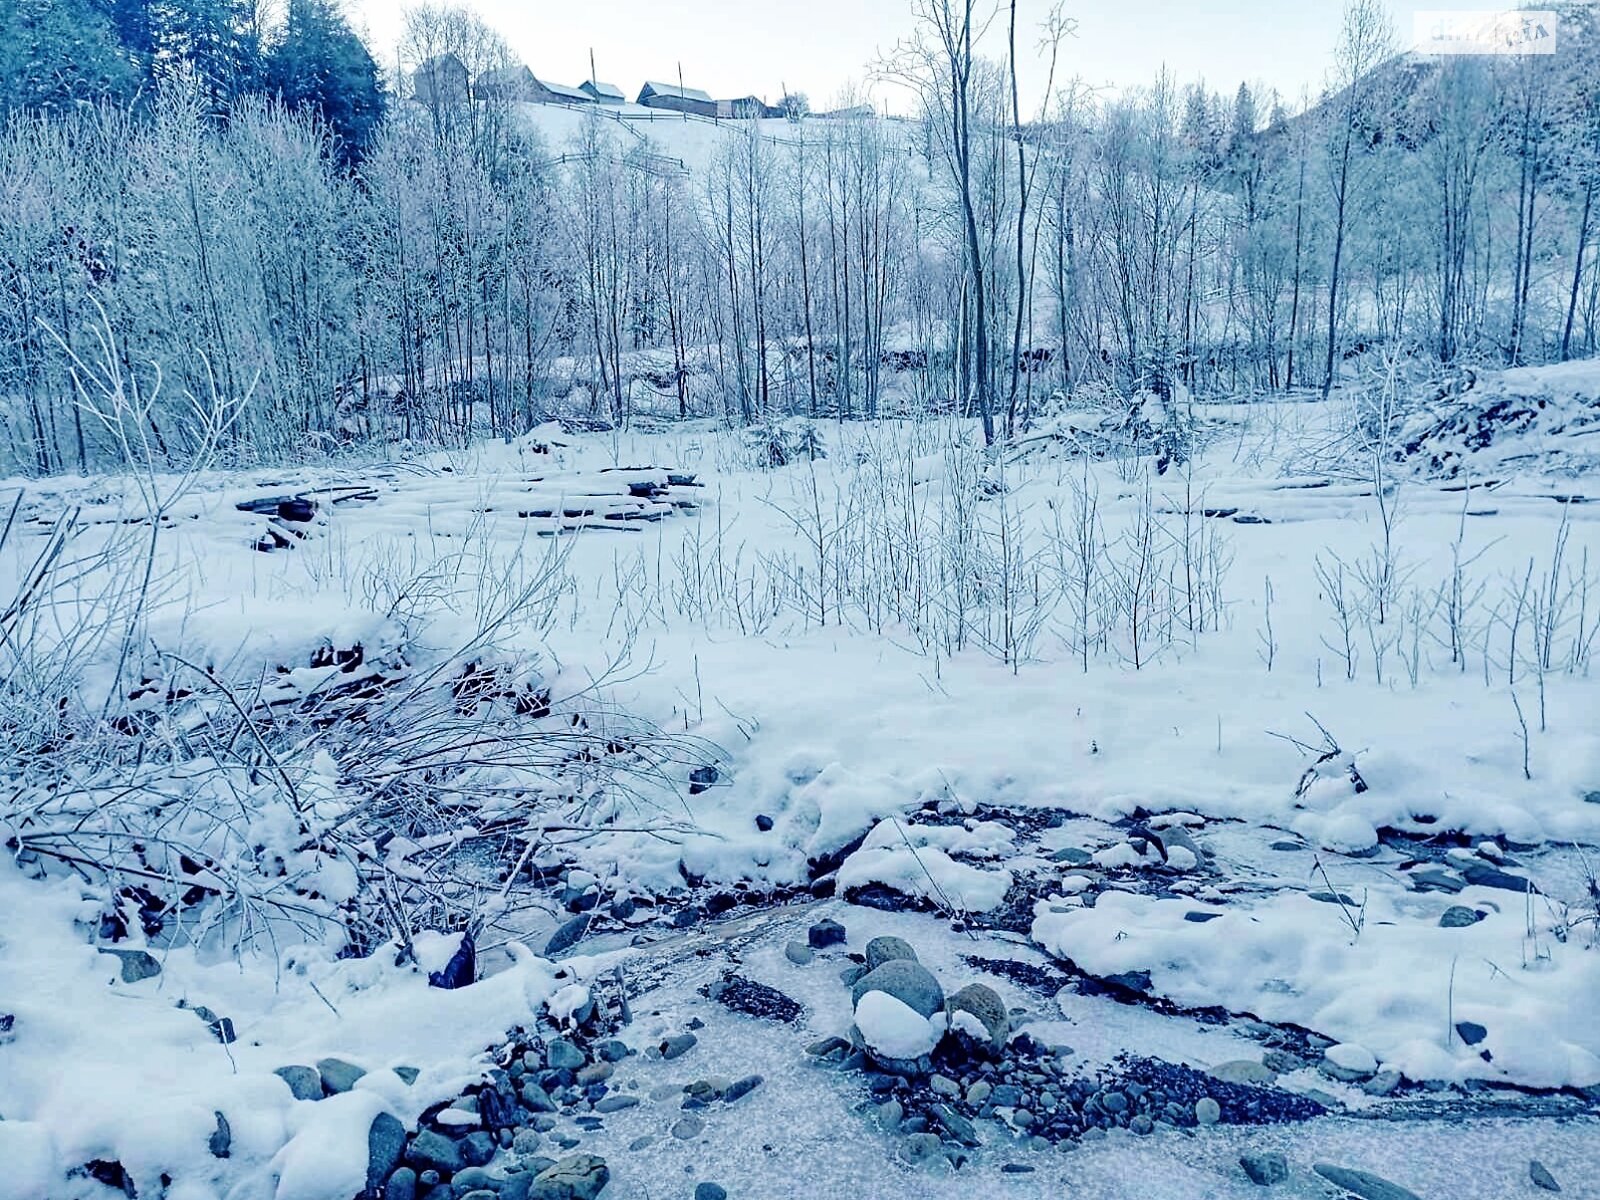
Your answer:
1395,360 -> 1600,478
838,819 -> 1015,912
1031,887 -> 1600,1089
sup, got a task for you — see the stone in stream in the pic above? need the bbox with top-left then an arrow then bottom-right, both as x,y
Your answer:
405,1130 -> 464,1174
1454,1021 -> 1488,1047
363,1115 -> 404,1194
849,960 -> 945,1018
1529,1161 -> 1561,1192
544,914 -> 594,957
1240,1152 -> 1289,1186
863,936 -> 919,972
695,1185 -> 729,1200
658,1033 -> 699,1060
1312,1163 -> 1424,1200
105,948 -> 162,983
528,1154 -> 610,1200
785,941 -> 814,966
945,982 -> 1008,1056
1194,1097 -> 1222,1126
316,1058 -> 366,1095
274,1065 -> 323,1101
671,1114 -> 705,1140
1319,1044 -> 1377,1083
547,1038 -> 586,1070
808,918 -> 847,949
383,1168 -> 418,1200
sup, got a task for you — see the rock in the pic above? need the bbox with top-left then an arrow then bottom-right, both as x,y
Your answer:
1438,906 -> 1484,928
528,1154 -> 610,1200
1130,1114 -> 1154,1135
522,1081 -> 558,1112
931,1104 -> 980,1147
1104,970 -> 1153,994
839,965 -> 866,987
275,1065 -> 323,1101
190,1004 -> 236,1045
1312,1163 -> 1423,1200
1194,1097 -> 1222,1125
966,1080 -> 992,1106
1240,1152 -> 1289,1186
383,1167 -> 417,1200
723,1075 -> 763,1104
808,918 -> 847,949
706,975 -> 803,1023
659,1033 -> 698,1060
755,813 -> 775,831
1460,863 -> 1536,892
1320,1044 -> 1377,1082
695,1186 -> 728,1200
209,1111 -> 232,1159
1362,1070 -> 1402,1097
1407,866 -> 1464,893
595,1039 -> 628,1063
689,765 -> 720,794
428,928 -> 476,989
929,1074 -> 960,1098
1529,1161 -> 1561,1192
1454,1021 -> 1488,1047
863,936 -> 919,972
547,1038 -> 586,1070
576,1062 -> 613,1085
1262,1049 -> 1305,1074
406,1130 -> 464,1174
461,1131 -> 497,1166
393,1066 -> 420,1085
945,983 -> 1008,1056
898,1133 -> 947,1167
1208,1061 -> 1277,1086
364,1116 -> 405,1193
671,1115 -> 704,1140
785,941 -> 814,966
594,1095 -> 639,1113
1052,847 -> 1093,865
316,1058 -> 366,1095
454,1168 -> 498,1193
545,915 -> 594,957
1584,791 -> 1600,805
105,948 -> 161,983
850,960 -> 945,1019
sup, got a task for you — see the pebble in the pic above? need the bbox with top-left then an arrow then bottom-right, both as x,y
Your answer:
528,1154 -> 610,1200
1208,1060 -> 1277,1086
898,1132 -> 946,1167
384,1167 -> 418,1200
863,935 -> 919,972
363,1113 -> 403,1191
274,1065 -> 322,1101
1240,1151 -> 1289,1186
1530,1160 -> 1561,1192
1194,1097 -> 1221,1125
967,1081 -> 992,1105
808,918 -> 847,949
406,1130 -> 464,1174
671,1115 -> 705,1140
105,948 -> 162,983
929,1074 -> 961,1098
594,1095 -> 639,1113
660,1033 -> 699,1061
785,941 -> 814,965
723,1075 -> 764,1104
1438,906 -> 1484,928
695,1185 -> 729,1200
547,1039 -> 586,1070
315,1057 -> 366,1095
1362,1070 -> 1402,1097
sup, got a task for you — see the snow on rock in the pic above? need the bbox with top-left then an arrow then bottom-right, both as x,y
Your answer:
0,861 -> 565,1200
837,819 -> 1014,912
1325,1043 -> 1379,1076
854,990 -> 944,1061
1031,887 -> 1600,1089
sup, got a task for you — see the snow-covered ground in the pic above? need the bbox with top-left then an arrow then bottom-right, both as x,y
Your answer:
3,377 -> 1599,1199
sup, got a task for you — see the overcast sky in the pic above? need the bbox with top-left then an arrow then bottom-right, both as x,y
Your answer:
350,0 -> 1449,111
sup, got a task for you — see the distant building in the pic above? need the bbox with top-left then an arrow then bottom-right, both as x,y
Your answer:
476,64 -> 539,102
717,96 -> 779,119
537,79 -> 595,104
411,53 -> 469,105
819,103 -> 876,120
637,81 -> 716,117
581,80 -> 627,105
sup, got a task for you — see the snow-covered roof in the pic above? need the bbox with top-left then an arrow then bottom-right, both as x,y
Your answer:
582,81 -> 625,100
541,81 -> 593,102
640,81 -> 713,104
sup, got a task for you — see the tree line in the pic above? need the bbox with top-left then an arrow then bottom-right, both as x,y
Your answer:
3,0 -> 1600,473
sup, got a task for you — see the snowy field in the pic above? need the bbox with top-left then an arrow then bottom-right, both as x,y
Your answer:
3,378 -> 1600,1200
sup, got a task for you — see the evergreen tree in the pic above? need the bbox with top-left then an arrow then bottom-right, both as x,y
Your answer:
265,0 -> 386,163
0,0 -> 136,114
148,0 -> 262,111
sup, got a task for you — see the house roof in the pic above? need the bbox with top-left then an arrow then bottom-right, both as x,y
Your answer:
478,65 -> 533,85
541,81 -> 593,102
640,81 -> 713,104
415,53 -> 466,75
583,81 -> 625,100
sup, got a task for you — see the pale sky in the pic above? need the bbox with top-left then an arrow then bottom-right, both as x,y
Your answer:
349,0 -> 1455,113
